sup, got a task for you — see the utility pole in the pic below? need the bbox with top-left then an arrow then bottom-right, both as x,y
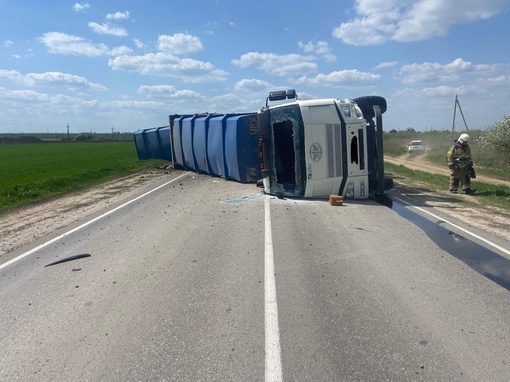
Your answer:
451,95 -> 469,143
66,123 -> 70,141
111,126 -> 114,141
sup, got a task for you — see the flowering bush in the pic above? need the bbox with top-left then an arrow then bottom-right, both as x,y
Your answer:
478,116 -> 510,163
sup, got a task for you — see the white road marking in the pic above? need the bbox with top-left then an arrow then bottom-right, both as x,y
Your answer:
0,172 -> 190,271
393,196 -> 510,256
264,197 -> 283,382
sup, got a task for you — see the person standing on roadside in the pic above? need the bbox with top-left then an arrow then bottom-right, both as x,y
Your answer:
446,133 -> 473,194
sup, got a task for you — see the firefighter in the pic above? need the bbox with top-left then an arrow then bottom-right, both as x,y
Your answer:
446,133 -> 473,193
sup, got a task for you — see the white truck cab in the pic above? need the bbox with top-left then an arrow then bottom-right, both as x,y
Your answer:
259,90 -> 390,199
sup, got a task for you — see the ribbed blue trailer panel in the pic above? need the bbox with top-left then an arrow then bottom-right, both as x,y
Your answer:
134,130 -> 149,160
162,112 -> 260,183
193,115 -> 212,174
157,126 -> 171,161
181,115 -> 198,171
171,115 -> 186,169
207,115 -> 228,178
144,128 -> 163,159
224,114 -> 260,183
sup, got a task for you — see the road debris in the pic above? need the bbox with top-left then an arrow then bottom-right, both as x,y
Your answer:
44,253 -> 91,267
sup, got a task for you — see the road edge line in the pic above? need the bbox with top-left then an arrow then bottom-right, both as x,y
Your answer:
0,172 -> 190,271
393,196 -> 510,256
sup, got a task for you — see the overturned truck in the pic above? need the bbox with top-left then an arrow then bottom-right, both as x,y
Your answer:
258,90 -> 392,199
135,90 -> 393,200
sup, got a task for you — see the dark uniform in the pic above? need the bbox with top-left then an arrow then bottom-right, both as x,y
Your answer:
446,139 -> 472,193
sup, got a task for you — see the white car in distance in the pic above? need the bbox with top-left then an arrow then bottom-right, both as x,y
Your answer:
408,140 -> 425,154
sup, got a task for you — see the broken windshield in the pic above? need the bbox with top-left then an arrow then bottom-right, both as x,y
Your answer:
268,105 -> 305,197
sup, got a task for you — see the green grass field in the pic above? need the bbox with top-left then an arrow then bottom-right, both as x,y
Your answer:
0,142 -> 161,213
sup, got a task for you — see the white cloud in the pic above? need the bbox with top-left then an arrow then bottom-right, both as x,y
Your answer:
134,39 -> 145,49
233,79 -> 274,93
138,85 -> 177,94
231,52 -> 318,76
0,89 -> 50,102
110,46 -> 133,56
88,22 -> 128,37
293,69 -> 381,87
396,58 -> 501,83
213,94 -> 239,103
480,75 -> 510,86
205,93 -> 256,113
109,52 -> 228,82
332,0 -> 510,45
105,99 -> 166,110
394,72 -> 510,101
138,85 -> 204,99
420,85 -> 467,97
0,69 -> 24,82
298,41 -> 336,62
0,69 -> 107,91
25,72 -> 107,91
3,40 -> 14,48
106,11 -> 130,20
107,33 -> 225,82
39,32 -> 132,57
157,34 -> 203,55
374,61 -> 398,70
73,2 -> 90,12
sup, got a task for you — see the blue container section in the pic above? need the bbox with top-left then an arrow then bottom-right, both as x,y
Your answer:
193,115 -> 213,174
207,115 -> 228,178
169,115 -> 190,170
157,126 -> 172,161
134,113 -> 261,183
181,116 -> 198,171
133,126 -> 171,160
143,128 -> 163,159
134,130 -> 149,160
224,114 -> 260,183
165,113 -> 261,183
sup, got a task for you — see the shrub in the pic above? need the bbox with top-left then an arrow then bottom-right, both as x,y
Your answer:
478,116 -> 510,164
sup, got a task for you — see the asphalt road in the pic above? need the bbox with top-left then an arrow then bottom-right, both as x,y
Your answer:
1,171 -> 510,381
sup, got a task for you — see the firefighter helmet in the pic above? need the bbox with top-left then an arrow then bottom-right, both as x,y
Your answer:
458,133 -> 470,144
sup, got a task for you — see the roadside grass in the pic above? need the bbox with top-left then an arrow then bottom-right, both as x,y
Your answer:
385,162 -> 510,211
0,142 -> 163,214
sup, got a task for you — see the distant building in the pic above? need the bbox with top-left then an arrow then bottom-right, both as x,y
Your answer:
75,134 -> 93,141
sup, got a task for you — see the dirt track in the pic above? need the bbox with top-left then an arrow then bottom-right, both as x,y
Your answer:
385,154 -> 510,187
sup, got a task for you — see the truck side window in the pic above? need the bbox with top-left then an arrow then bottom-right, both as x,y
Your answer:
273,120 -> 295,184
351,136 -> 359,165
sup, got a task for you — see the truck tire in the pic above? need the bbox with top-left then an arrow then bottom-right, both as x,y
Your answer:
384,176 -> 394,190
353,96 -> 387,115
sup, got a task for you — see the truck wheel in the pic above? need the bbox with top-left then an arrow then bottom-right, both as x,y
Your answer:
353,96 -> 387,115
384,176 -> 394,190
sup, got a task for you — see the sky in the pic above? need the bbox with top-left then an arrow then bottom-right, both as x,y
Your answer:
0,0 -> 509,134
